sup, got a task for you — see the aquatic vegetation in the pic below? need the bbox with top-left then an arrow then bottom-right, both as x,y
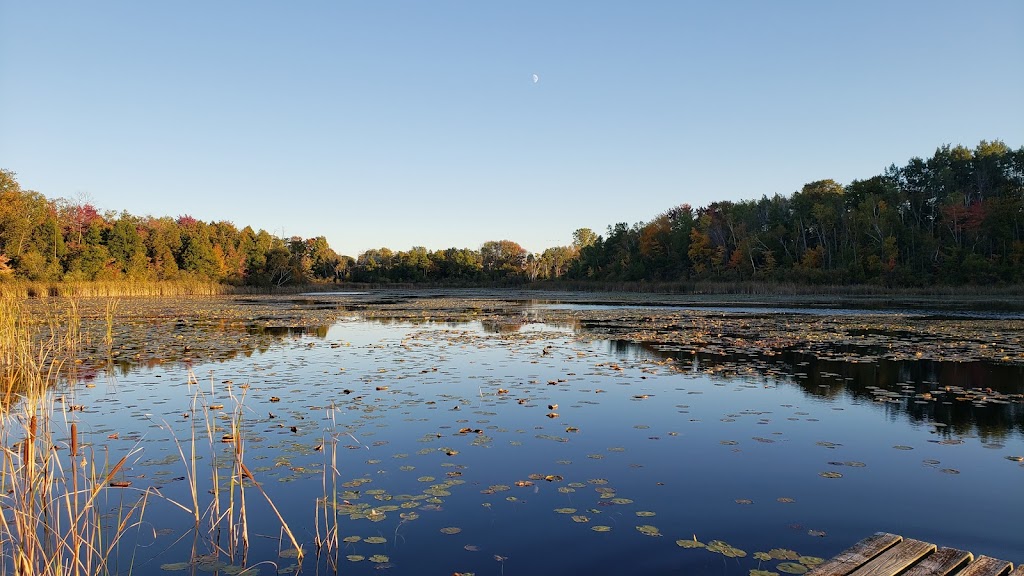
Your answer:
3,292 -> 1023,574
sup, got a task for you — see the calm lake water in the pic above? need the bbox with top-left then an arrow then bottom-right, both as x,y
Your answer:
57,305 -> 1024,575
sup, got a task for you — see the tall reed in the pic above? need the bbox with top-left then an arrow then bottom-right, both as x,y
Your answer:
156,369 -> 303,570
0,296 -> 151,576
3,296 -> 305,574
314,402 -> 342,571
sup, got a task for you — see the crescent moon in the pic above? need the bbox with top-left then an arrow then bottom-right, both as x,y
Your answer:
532,73 -> 539,84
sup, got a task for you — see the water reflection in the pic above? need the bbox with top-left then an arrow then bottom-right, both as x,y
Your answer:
247,325 -> 329,338
14,309 -> 1023,575
602,339 -> 1024,440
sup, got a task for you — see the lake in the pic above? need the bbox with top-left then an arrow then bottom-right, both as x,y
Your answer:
9,292 -> 1023,575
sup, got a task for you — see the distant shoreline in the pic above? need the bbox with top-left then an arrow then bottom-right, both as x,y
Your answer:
4,279 -> 1024,311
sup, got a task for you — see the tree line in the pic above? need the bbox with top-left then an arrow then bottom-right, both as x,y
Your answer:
570,140 -> 1024,286
2,139 -> 1022,287
0,170 -> 346,286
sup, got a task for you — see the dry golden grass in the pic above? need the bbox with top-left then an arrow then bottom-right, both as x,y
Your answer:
0,297 -> 301,575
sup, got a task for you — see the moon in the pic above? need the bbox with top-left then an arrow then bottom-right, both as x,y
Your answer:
531,73 -> 539,84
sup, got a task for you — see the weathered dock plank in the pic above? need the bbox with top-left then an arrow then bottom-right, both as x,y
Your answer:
957,556 -> 1013,576
813,533 -> 1017,576
807,533 -> 904,576
847,538 -> 936,576
901,547 -> 973,576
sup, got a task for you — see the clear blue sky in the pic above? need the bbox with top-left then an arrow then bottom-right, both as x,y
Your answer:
2,1 -> 1021,256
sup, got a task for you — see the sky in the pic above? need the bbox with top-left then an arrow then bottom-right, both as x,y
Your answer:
1,1 -> 1022,257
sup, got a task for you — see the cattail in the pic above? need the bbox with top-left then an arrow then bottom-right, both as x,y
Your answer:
24,415 -> 37,463
70,422 -> 78,457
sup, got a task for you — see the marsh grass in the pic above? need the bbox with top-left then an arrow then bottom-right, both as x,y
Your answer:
0,280 -> 232,299
102,299 -> 118,360
0,280 -> 344,300
313,402 -> 342,570
150,368 -> 303,572
0,296 -> 152,576
1,297 -> 302,575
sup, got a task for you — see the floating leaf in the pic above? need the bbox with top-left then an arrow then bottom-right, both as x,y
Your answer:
754,552 -> 772,561
369,555 -> 389,563
440,527 -> 462,534
342,536 -> 361,543
768,548 -> 800,560
818,471 -> 843,479
750,571 -> 779,576
707,540 -> 746,557
636,511 -> 656,517
676,538 -> 705,549
571,515 -> 590,523
735,499 -> 753,505
554,508 -> 577,514
592,526 -> 612,532
777,562 -> 808,574
346,555 -> 365,562
799,556 -> 825,566
636,525 -> 662,537
776,497 -> 795,503
160,563 -> 190,571
279,548 -> 303,559
893,445 -> 914,450
364,536 -> 386,544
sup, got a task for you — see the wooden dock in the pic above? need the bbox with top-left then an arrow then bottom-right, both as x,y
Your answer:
808,533 -> 1021,576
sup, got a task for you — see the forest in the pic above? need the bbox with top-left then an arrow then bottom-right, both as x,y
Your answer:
1,139 -> 1022,288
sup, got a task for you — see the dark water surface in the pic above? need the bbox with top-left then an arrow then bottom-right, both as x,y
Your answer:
59,310 -> 1024,575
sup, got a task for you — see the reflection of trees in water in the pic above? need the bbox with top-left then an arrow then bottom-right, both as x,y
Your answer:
60,322 -> 332,380
610,340 -> 1024,440
358,313 -> 579,334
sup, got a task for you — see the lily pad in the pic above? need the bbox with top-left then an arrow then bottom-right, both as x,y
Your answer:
636,525 -> 662,537
777,562 -> 808,574
768,548 -> 800,560
707,540 -> 746,557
